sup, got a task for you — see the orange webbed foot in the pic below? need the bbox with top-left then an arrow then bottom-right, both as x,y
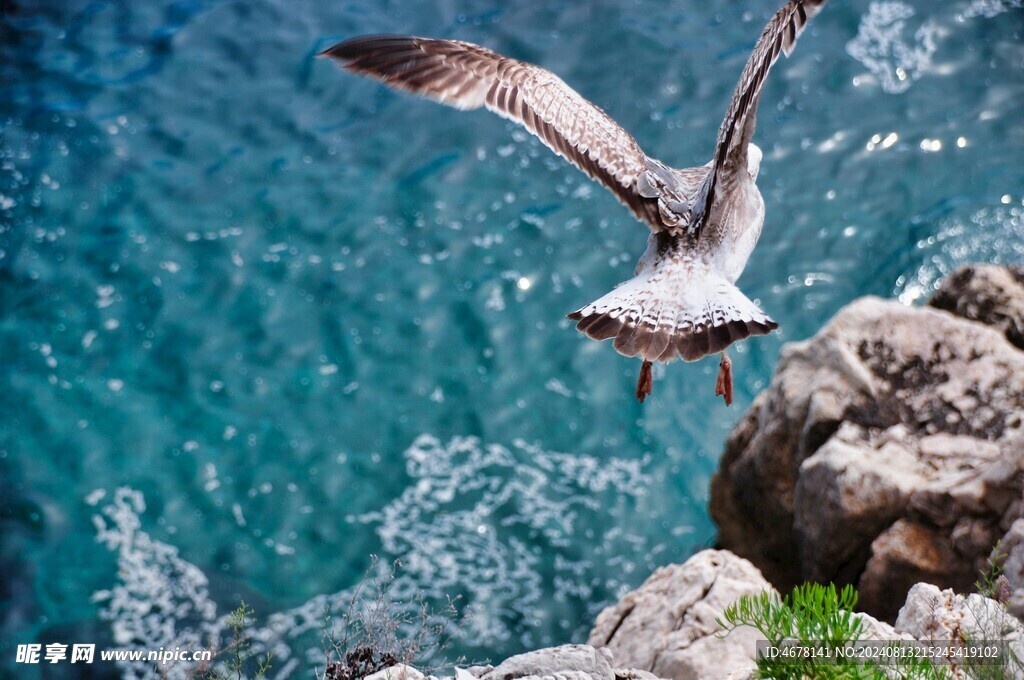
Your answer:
715,352 -> 733,406
635,360 -> 653,403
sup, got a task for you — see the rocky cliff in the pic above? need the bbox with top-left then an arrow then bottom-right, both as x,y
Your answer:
710,264 -> 1024,621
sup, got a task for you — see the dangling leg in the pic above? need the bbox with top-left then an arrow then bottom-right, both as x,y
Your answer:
635,360 -> 653,403
715,351 -> 733,406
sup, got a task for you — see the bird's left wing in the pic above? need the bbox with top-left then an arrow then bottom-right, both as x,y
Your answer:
320,35 -> 671,231
695,0 -> 827,236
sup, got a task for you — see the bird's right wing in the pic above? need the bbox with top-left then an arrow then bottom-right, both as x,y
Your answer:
320,35 -> 678,231
694,0 -> 828,237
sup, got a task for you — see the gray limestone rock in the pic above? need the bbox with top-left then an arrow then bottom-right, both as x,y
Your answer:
480,645 -> 615,680
588,550 -> 772,680
929,264 -> 1024,350
895,583 -> 1024,670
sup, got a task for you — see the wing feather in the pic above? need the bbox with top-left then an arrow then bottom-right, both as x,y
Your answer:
320,35 -> 667,230
696,0 -> 827,234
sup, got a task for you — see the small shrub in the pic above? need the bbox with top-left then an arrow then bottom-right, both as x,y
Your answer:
320,557 -> 468,680
718,583 -> 948,679
197,601 -> 273,680
975,541 -> 1011,603
718,583 -> 873,679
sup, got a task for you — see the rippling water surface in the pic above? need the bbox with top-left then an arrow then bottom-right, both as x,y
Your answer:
2,0 -> 1022,676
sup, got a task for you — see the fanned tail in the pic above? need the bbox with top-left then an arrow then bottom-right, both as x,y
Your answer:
567,271 -> 777,363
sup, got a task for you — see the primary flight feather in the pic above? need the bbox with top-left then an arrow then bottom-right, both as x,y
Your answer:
320,0 -> 828,403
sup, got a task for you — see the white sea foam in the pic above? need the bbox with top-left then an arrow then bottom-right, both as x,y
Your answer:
963,0 -> 1024,18
846,2 -> 941,94
91,436 -> 653,677
91,488 -> 219,680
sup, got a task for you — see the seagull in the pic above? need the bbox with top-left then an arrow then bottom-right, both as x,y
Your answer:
320,0 -> 827,404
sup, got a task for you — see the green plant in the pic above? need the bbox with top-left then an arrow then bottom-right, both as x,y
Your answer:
197,601 -> 273,680
720,583 -> 864,648
975,541 -> 1010,602
718,583 -> 868,678
717,583 -> 950,679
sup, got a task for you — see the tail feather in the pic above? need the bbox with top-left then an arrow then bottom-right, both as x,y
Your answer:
567,271 -> 778,363
645,327 -> 672,362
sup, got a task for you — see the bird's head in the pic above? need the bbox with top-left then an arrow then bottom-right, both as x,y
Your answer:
746,143 -> 763,182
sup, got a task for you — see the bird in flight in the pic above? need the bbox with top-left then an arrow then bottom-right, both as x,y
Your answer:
320,0 -> 827,404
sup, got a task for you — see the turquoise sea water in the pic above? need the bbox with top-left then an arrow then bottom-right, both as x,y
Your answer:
1,0 -> 1022,677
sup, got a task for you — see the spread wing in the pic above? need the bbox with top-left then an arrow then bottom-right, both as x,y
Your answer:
319,35 -> 672,231
696,0 -> 827,235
